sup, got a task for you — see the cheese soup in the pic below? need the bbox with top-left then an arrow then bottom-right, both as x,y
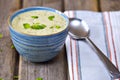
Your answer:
12,10 -> 67,36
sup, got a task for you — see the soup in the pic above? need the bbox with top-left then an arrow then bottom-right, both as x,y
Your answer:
12,10 -> 67,36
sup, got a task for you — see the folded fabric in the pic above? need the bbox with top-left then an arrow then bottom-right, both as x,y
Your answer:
65,11 -> 120,80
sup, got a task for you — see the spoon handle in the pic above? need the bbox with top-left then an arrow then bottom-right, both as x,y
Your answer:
86,37 -> 120,79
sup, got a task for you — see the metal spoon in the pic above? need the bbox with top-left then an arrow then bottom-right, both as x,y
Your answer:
68,18 -> 120,79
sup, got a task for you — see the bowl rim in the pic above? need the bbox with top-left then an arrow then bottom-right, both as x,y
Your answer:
8,6 -> 69,37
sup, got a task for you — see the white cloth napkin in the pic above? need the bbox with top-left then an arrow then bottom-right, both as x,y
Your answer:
65,11 -> 120,80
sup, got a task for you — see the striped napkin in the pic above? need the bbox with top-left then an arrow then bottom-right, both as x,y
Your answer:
65,11 -> 120,80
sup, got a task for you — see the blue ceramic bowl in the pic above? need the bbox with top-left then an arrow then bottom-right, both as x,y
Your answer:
8,7 -> 69,62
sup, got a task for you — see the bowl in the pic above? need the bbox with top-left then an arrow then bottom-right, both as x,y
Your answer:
8,7 -> 69,62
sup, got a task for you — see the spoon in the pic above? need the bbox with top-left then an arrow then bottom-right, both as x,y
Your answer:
68,18 -> 120,79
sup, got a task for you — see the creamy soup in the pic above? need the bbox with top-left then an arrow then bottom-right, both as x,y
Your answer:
12,10 -> 67,36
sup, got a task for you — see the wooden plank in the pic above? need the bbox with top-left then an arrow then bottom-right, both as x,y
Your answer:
0,0 -> 20,80
19,0 -> 68,80
100,0 -> 120,11
23,0 -> 42,8
64,0 -> 98,11
23,0 -> 62,11
42,0 -> 63,11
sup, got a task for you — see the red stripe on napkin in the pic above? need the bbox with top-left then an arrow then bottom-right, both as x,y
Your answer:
70,38 -> 74,80
108,12 -> 119,69
103,13 -> 112,60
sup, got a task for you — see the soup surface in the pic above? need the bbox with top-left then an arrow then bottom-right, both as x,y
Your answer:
12,10 -> 67,35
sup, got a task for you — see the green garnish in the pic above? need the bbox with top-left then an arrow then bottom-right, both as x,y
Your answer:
0,33 -> 3,39
13,76 -> 18,79
36,77 -> 43,80
23,23 -> 46,30
0,78 -> 4,80
40,24 -> 47,29
48,16 -> 55,21
31,23 -> 46,30
50,26 -> 54,29
11,45 -> 15,49
55,25 -> 61,29
0,48 -> 2,52
31,16 -> 38,19
49,25 -> 61,29
23,23 -> 31,29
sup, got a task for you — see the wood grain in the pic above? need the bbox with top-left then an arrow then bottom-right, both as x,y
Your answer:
100,0 -> 120,11
23,0 -> 63,11
0,0 -> 20,80
23,0 -> 42,8
42,0 -> 63,11
19,0 -> 68,80
64,0 -> 98,11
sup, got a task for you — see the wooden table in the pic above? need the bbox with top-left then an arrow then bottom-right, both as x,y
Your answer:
0,0 -> 120,80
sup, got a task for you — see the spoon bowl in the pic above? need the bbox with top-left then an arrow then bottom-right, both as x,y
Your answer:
69,18 -> 90,39
68,18 -> 120,79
